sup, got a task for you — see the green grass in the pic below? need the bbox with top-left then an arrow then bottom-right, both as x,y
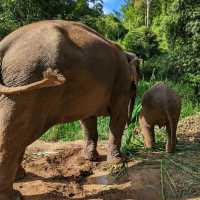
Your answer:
159,144 -> 200,199
40,121 -> 82,141
41,117 -> 110,141
41,80 -> 200,153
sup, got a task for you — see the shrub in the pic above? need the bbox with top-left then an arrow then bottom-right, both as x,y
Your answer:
122,26 -> 160,60
163,0 -> 200,86
141,52 -> 176,80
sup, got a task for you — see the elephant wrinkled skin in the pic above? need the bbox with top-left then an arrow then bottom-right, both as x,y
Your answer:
0,20 -> 139,200
139,83 -> 181,153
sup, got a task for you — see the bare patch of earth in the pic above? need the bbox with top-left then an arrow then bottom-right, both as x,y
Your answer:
14,141 -> 161,200
14,114 -> 200,200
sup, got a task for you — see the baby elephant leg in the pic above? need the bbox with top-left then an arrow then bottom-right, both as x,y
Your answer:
139,118 -> 155,148
81,117 -> 99,161
166,121 -> 177,153
143,126 -> 155,148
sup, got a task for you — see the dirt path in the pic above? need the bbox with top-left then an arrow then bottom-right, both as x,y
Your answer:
14,114 -> 200,200
14,141 -> 162,200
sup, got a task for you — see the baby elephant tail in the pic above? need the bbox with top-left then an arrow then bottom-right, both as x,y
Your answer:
0,68 -> 66,94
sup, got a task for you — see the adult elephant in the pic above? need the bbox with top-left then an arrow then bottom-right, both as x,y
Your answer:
81,51 -> 140,161
0,20 -> 139,200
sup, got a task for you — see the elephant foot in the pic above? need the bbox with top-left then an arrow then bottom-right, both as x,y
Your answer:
84,149 -> 100,161
144,140 -> 154,149
166,144 -> 175,153
107,154 -> 128,169
0,190 -> 24,200
166,148 -> 175,153
15,166 -> 26,181
107,149 -> 123,162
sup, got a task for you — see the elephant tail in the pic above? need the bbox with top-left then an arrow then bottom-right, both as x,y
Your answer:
0,68 -> 66,95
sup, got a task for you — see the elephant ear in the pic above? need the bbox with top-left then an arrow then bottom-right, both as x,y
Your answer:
130,58 -> 140,85
125,51 -> 141,85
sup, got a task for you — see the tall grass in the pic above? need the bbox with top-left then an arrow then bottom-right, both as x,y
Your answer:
41,117 -> 110,141
40,122 -> 82,141
41,79 -> 200,151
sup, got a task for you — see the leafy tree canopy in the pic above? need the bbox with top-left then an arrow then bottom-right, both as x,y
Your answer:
0,0 -> 103,37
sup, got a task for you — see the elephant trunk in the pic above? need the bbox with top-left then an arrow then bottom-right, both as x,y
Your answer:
127,94 -> 136,125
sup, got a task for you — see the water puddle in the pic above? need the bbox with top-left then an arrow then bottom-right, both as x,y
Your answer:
83,160 -> 162,200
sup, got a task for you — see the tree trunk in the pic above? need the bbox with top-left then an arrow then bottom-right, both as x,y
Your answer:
146,0 -> 152,28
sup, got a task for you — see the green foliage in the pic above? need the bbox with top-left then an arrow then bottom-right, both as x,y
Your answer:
41,117 -> 109,142
79,12 -> 127,41
121,0 -> 162,31
163,0 -> 200,85
95,14 -> 127,40
122,26 -> 160,59
1,0 -> 199,158
0,0 -> 127,41
0,0 -> 104,37
122,0 -> 200,86
121,0 -> 145,30
41,121 -> 82,141
183,74 -> 200,88
141,53 -> 176,80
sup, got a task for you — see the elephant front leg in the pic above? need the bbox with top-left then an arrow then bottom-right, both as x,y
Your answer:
81,117 -> 99,161
107,116 -> 126,161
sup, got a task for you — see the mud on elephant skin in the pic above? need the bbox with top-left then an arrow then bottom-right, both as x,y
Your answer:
0,20 -> 139,200
139,83 -> 181,153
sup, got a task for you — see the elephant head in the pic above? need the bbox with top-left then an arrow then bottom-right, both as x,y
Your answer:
126,52 -> 141,125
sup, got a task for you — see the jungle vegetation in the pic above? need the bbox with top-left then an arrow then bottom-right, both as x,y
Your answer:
0,0 -> 199,144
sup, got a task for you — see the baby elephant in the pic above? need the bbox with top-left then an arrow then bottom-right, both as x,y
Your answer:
139,83 -> 181,153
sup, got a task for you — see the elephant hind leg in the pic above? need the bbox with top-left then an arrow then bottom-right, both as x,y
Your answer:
15,165 -> 26,181
143,126 -> 155,149
0,190 -> 23,200
166,117 -> 177,153
0,103 -> 31,200
15,150 -> 26,181
81,117 -> 99,161
0,135 -> 25,200
139,117 -> 155,149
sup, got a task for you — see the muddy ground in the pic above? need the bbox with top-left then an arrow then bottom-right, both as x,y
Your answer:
14,114 -> 200,200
